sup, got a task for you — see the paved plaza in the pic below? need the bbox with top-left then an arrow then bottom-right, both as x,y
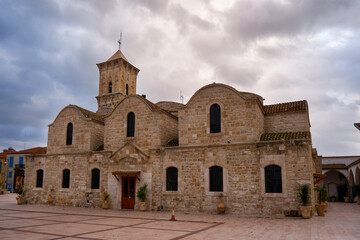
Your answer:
0,194 -> 359,239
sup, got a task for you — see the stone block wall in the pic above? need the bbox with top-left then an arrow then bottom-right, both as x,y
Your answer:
105,96 -> 178,151
265,112 -> 310,133
90,121 -> 104,151
178,85 -> 264,146
25,152 -> 111,207
158,112 -> 178,145
257,140 -> 314,216
47,107 -> 95,154
151,144 -> 262,216
98,60 -> 137,97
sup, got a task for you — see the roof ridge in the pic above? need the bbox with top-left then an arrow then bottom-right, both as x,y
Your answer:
264,100 -> 307,114
260,131 -> 311,141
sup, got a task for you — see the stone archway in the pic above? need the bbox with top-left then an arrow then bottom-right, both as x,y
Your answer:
324,170 -> 348,202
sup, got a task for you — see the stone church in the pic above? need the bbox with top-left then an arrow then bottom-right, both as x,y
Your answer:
25,48 -> 319,217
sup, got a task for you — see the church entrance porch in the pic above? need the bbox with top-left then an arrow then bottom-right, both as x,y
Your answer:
122,177 -> 136,209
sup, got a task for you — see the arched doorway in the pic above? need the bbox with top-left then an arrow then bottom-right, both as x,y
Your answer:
324,170 -> 348,202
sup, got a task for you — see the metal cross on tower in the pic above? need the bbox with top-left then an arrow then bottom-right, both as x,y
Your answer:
118,32 -> 122,50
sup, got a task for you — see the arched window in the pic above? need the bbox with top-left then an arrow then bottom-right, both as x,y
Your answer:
166,167 -> 178,191
126,84 -> 129,95
209,165 -> 223,192
62,169 -> 70,188
127,112 -> 135,137
36,169 -> 44,188
108,82 -> 112,93
91,168 -> 100,189
265,165 -> 282,193
66,123 -> 73,145
210,104 -> 221,133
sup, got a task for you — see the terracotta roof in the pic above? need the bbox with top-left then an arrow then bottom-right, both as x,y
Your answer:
354,123 -> 360,131
323,164 -> 348,169
264,100 -> 307,114
260,132 -> 311,141
107,50 -> 129,62
8,147 -> 47,155
71,105 -> 104,124
0,150 -> 17,158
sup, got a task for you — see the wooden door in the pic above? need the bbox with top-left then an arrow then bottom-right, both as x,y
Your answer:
122,177 -> 136,209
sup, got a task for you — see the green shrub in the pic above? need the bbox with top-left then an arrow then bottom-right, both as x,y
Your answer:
298,184 -> 310,206
137,183 -> 147,202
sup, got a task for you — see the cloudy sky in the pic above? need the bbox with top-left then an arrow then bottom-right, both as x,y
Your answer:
0,0 -> 359,156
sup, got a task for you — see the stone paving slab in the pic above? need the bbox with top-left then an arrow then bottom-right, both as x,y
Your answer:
1,194 -> 360,239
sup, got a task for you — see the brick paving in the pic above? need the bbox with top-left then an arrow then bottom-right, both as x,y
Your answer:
1,194 -> 360,239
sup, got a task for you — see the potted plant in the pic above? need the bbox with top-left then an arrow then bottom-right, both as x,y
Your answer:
330,196 -> 336,202
298,184 -> 312,219
315,186 -> 327,216
137,183 -> 147,211
102,191 -> 110,209
16,185 -> 25,205
217,193 -> 225,214
353,184 -> 360,205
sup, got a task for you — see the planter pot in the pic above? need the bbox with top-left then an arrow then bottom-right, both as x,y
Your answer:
357,198 -> 360,205
344,197 -> 349,203
315,204 -> 326,216
47,195 -> 53,205
218,201 -> 225,214
102,200 -> 109,209
323,201 -> 328,212
16,196 -> 24,205
139,201 -> 147,211
330,197 -> 336,202
300,206 -> 312,219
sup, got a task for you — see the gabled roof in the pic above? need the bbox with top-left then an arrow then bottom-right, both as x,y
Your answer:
107,50 -> 129,62
70,105 -> 104,124
97,50 -> 140,72
264,100 -> 308,114
260,131 -> 311,141
6,147 -> 47,155
0,150 -> 17,158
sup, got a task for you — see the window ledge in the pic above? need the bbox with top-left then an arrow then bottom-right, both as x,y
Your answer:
263,193 -> 285,198
205,191 -> 226,197
163,191 -> 179,195
207,132 -> 224,137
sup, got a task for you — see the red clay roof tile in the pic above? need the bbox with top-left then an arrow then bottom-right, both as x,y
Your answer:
264,100 -> 307,114
260,132 -> 311,141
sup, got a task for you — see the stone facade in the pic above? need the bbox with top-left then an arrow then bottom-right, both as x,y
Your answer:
25,48 -> 319,217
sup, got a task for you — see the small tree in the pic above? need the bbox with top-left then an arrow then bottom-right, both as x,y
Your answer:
137,183 -> 147,202
17,185 -> 24,196
102,191 -> 110,201
298,184 -> 310,206
315,186 -> 329,203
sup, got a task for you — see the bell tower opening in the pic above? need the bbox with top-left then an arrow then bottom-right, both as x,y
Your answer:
96,48 -> 140,115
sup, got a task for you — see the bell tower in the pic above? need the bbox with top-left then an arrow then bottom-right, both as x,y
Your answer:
96,49 -> 140,115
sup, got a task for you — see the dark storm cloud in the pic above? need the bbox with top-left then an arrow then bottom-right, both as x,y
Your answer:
0,0 -> 359,156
